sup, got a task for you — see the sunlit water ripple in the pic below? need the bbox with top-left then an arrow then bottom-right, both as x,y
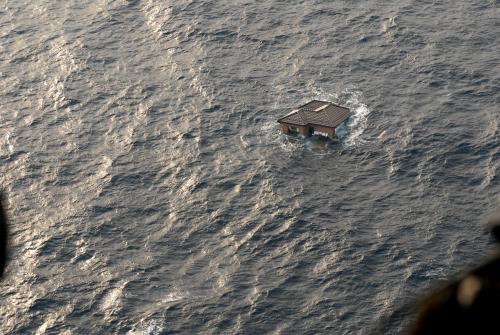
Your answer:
0,0 -> 499,334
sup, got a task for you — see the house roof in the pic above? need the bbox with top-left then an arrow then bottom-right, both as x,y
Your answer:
277,100 -> 352,128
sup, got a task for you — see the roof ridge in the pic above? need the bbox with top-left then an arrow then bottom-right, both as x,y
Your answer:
297,100 -> 329,109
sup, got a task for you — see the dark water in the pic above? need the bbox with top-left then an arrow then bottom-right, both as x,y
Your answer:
1,0 -> 499,334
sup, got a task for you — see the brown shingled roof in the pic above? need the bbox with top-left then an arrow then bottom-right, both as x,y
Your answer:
278,100 -> 352,128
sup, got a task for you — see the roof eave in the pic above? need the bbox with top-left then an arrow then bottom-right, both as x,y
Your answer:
278,120 -> 307,126
297,100 -> 325,109
330,103 -> 351,111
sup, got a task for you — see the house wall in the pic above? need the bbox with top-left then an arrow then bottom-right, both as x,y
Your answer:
280,123 -> 335,139
280,124 -> 289,134
298,126 -> 309,136
280,123 -> 308,136
310,125 -> 335,139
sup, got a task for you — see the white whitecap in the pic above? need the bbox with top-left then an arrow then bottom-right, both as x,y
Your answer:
127,319 -> 164,335
342,90 -> 371,147
161,291 -> 184,303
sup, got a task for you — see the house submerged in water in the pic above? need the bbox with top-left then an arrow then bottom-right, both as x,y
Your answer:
278,100 -> 352,139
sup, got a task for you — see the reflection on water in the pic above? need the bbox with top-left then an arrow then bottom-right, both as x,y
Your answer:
0,0 -> 498,334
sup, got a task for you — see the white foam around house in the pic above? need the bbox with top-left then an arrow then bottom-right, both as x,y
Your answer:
313,131 -> 329,137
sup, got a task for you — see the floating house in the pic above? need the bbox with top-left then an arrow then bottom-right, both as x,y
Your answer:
277,100 -> 352,139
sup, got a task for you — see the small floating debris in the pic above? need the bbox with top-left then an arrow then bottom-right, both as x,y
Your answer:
378,129 -> 388,141
277,100 -> 352,140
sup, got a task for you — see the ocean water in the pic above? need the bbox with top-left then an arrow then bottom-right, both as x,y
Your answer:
0,0 -> 499,334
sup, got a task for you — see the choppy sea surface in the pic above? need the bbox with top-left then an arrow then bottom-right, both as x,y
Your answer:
0,0 -> 499,334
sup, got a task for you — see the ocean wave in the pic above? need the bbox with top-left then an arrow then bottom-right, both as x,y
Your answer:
342,90 -> 371,147
127,319 -> 165,335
